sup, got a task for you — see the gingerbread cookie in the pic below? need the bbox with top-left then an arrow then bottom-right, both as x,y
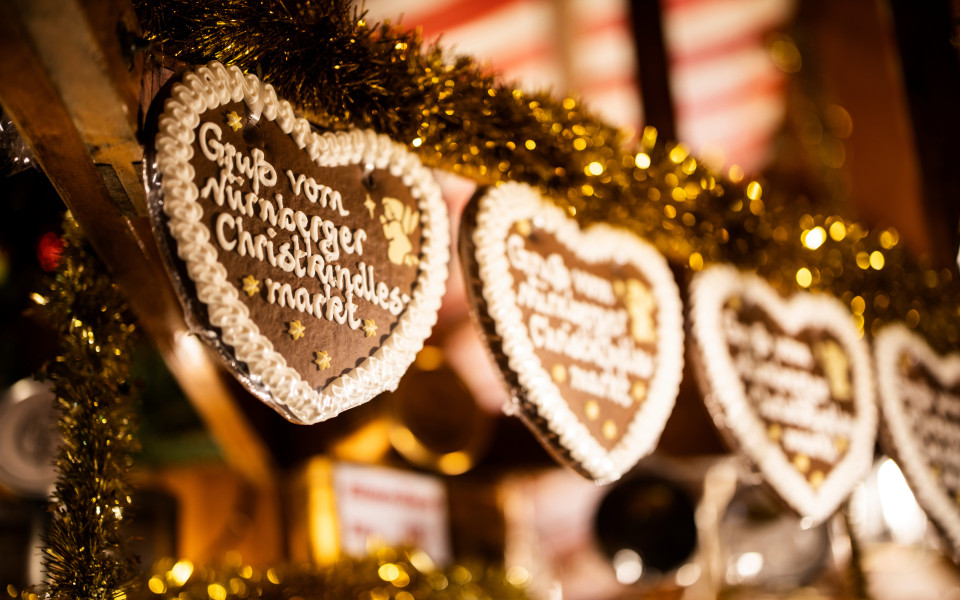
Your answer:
460,182 -> 683,483
688,265 -> 876,524
875,323 -> 960,558
145,62 -> 449,424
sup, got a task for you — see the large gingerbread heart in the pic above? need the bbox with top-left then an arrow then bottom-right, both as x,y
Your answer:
688,265 -> 876,523
460,182 -> 684,483
146,62 -> 448,424
875,323 -> 960,557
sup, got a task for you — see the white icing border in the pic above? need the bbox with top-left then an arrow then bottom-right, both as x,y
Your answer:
876,323 -> 960,557
152,61 -> 449,424
471,181 -> 684,483
689,265 -> 876,524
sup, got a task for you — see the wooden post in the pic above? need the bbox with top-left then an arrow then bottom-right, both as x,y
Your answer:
630,0 -> 677,141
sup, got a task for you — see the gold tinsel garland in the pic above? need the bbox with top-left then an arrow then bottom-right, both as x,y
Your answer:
36,214 -> 140,600
129,548 -> 532,600
9,549 -> 533,600
134,0 -> 960,353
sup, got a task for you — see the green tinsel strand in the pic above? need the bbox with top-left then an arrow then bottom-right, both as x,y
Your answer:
38,214 -> 140,600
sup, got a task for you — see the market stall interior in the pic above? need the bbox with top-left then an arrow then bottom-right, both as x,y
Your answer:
1,0 -> 960,598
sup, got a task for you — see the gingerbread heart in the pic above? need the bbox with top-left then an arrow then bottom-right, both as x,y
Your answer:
688,265 -> 876,523
146,62 -> 449,424
460,182 -> 684,483
875,323 -> 960,557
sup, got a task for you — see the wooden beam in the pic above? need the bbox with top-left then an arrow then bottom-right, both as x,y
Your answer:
630,0 -> 677,141
0,0 -> 277,488
887,0 -> 960,264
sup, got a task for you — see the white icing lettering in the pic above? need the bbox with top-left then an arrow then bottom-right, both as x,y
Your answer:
569,365 -> 631,407
507,229 -> 657,409
191,94 -> 415,335
571,268 -> 615,305
216,212 -> 236,251
724,306 -> 857,470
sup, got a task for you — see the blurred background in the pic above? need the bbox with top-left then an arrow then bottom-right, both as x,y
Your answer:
1,0 -> 960,598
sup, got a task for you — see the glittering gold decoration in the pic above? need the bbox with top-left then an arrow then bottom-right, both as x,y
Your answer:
313,350 -> 332,370
226,110 -> 242,131
362,318 -> 377,337
287,320 -> 305,340
134,548 -> 533,600
134,0 -> 960,356
793,453 -> 811,474
514,219 -> 531,237
38,213 -> 139,600
364,194 -> 376,218
835,437 -> 849,453
241,274 -> 260,297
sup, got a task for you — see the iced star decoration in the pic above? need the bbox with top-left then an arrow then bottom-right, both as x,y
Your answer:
631,381 -> 647,403
241,275 -> 260,297
287,320 -> 305,341
313,350 -> 331,370
362,319 -> 377,337
225,110 -> 242,131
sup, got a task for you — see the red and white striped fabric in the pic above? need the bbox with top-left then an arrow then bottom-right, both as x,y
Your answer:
362,0 -> 796,422
665,0 -> 795,171
365,0 -> 794,172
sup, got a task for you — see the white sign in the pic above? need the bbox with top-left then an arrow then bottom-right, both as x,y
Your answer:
333,462 -> 450,563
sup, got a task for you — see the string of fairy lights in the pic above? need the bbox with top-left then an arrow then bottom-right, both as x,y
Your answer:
134,0 -> 959,352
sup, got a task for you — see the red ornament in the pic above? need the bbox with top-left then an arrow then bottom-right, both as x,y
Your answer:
37,231 -> 64,271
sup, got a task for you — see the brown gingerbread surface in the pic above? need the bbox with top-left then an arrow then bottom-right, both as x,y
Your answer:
460,182 -> 684,482
499,221 -> 660,452
720,298 -> 858,484
180,101 -> 423,391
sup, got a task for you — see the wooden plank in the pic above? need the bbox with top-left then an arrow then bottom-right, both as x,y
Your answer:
0,0 -> 277,488
14,0 -> 147,215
